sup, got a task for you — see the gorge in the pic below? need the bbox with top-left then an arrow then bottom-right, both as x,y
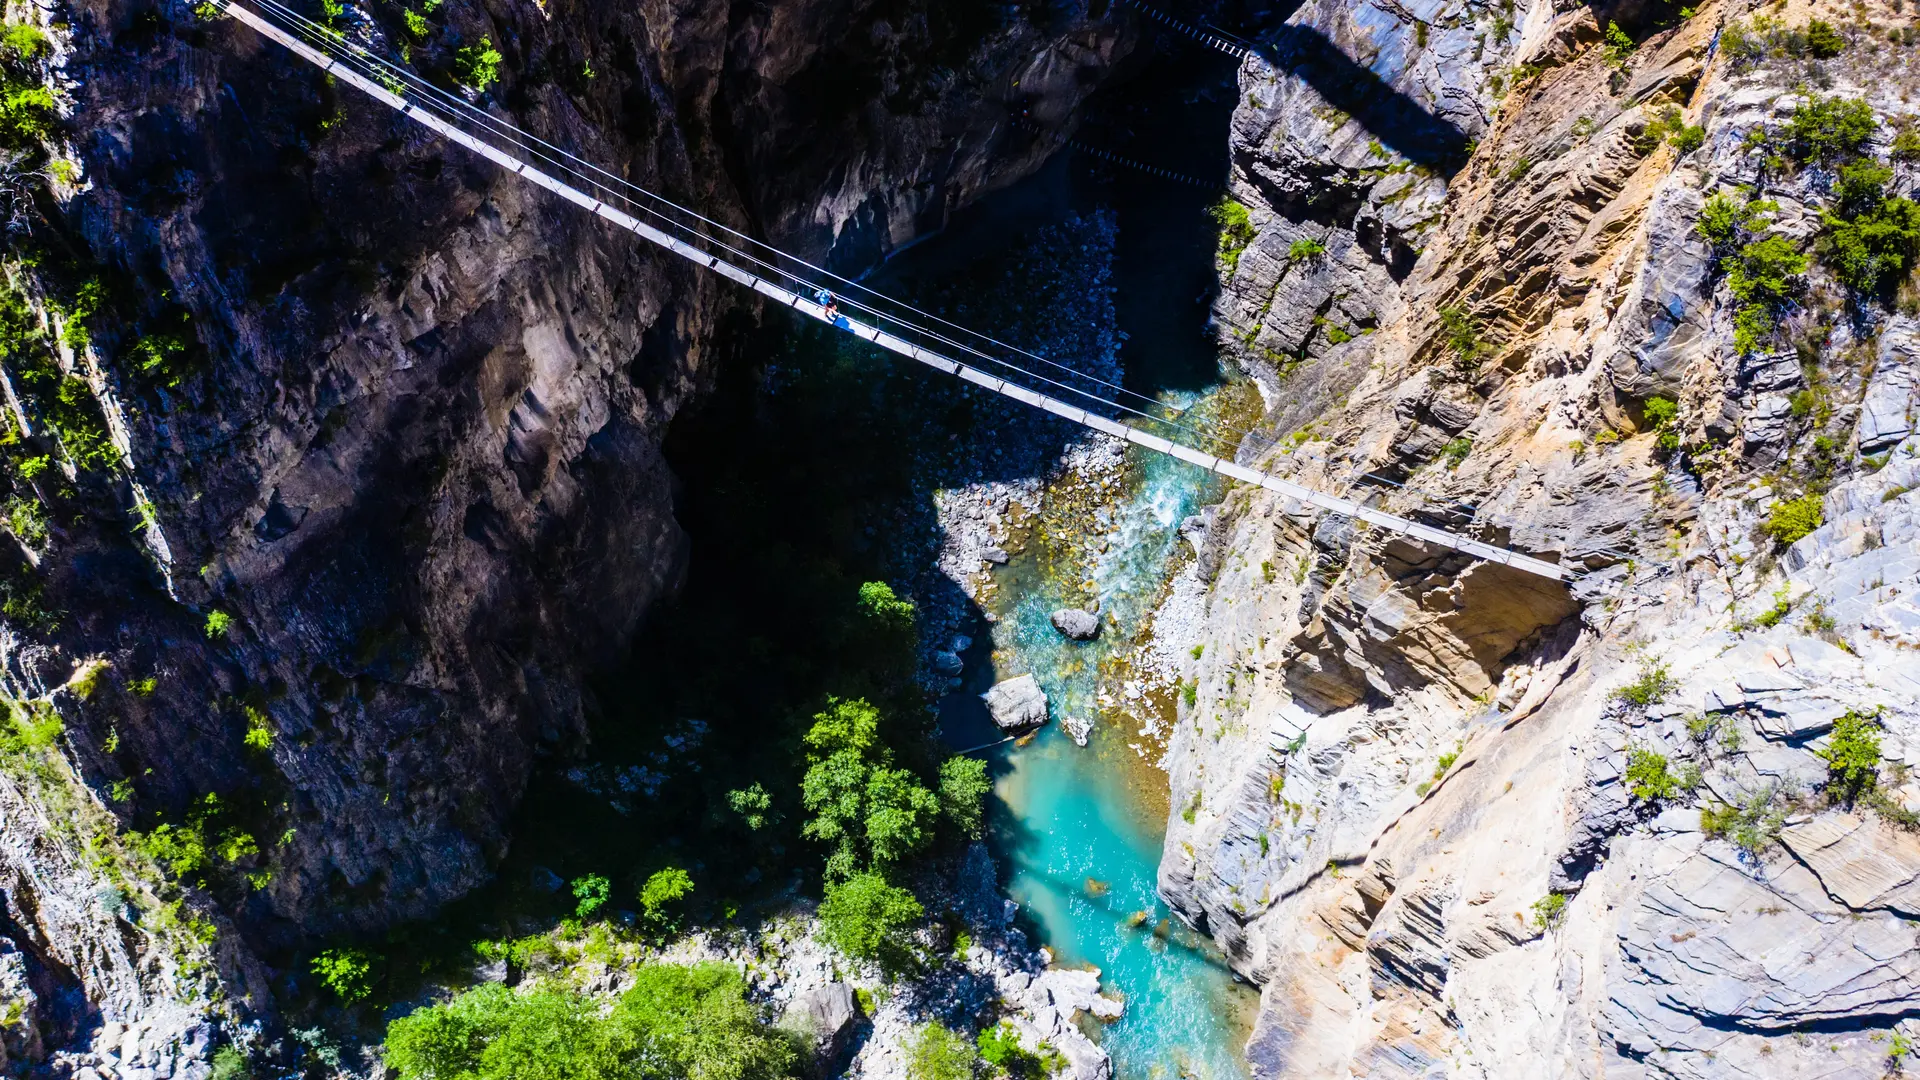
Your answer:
6,0 -> 1920,1079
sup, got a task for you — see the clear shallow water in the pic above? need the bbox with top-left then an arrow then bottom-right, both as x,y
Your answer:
907,38 -> 1254,1073
943,419 -> 1256,1080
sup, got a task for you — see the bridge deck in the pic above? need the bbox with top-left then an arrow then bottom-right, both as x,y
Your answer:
215,0 -> 1572,584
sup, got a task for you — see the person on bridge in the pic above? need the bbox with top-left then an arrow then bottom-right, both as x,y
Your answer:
814,288 -> 839,323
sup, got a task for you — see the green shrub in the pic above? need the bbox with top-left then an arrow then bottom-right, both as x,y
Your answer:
1895,129 -> 1920,162
1805,18 -> 1846,58
1211,198 -> 1257,271
1603,21 -> 1634,67
204,610 -> 233,640
1819,709 -> 1883,802
0,699 -> 60,759
1643,395 -> 1681,451
906,1024 -> 979,1080
241,706 -> 273,750
1437,305 -> 1484,365
1531,892 -> 1567,930
1614,659 -> 1678,708
384,964 -> 797,1080
1288,237 -> 1326,260
1700,785 -> 1787,857
937,755 -> 991,839
977,1021 -> 1065,1078
5,495 -> 47,548
453,43 -> 503,91
818,871 -> 923,974
1696,191 -> 1778,251
639,866 -> 694,928
209,1046 -> 251,1080
1726,235 -> 1808,317
570,873 -> 610,919
1784,95 -> 1876,166
1440,436 -> 1473,468
727,782 -> 774,830
1820,161 -> 1920,295
1625,747 -> 1678,801
311,947 -> 375,1002
1762,493 -> 1824,545
1636,105 -> 1704,155
800,697 -> 943,877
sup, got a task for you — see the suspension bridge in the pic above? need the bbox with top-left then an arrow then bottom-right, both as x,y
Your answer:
209,0 -> 1574,584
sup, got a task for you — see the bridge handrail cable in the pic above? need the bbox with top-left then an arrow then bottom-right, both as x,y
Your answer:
244,0 -> 1209,439
215,0 -> 1572,583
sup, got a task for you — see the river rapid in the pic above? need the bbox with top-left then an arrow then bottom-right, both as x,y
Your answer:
887,41 -> 1262,1080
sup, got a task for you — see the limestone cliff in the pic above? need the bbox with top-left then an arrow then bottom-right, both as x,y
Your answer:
1161,0 -> 1920,1075
0,0 -> 1132,1070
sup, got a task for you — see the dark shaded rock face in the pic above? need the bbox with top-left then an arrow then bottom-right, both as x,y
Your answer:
0,0 -> 1131,1050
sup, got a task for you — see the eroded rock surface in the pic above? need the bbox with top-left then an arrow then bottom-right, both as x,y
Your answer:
1154,0 -> 1920,1075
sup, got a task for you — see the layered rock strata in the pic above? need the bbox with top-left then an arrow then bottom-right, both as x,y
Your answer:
1159,0 -> 1920,1075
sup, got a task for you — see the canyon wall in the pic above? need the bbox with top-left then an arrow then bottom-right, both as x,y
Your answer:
1162,0 -> 1920,1075
0,0 -> 1131,1069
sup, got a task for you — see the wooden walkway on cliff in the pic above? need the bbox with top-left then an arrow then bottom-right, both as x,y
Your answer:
211,0 -> 1574,584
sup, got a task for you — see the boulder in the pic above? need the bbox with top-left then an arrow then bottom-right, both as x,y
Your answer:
1061,714 -> 1093,746
1050,608 -> 1100,641
983,547 -> 1011,565
985,675 -> 1049,731
931,650 -> 964,676
778,981 -> 860,1069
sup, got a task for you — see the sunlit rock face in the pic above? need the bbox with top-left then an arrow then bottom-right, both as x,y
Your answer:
1161,0 -> 1920,1076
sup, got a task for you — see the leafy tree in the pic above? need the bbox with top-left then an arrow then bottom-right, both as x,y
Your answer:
312,947 -> 376,1003
614,964 -> 802,1080
904,1023 -> 979,1080
1602,21 -> 1634,67
937,756 -> 992,840
976,1022 -> 1062,1078
1724,234 -> 1808,353
572,874 -> 611,919
799,697 -> 953,877
639,867 -> 695,929
848,581 -> 919,691
1643,395 -> 1681,452
864,766 -> 942,870
0,23 -> 54,151
453,43 -> 503,92
727,782 -> 775,830
385,983 -> 630,1080
1696,190 -> 1778,252
1820,160 -> 1920,295
385,964 -> 798,1080
1783,95 -> 1876,166
1819,709 -> 1883,803
1437,305 -> 1484,366
817,872 -> 923,973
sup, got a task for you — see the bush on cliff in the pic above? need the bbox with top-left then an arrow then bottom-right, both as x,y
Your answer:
384,963 -> 799,1080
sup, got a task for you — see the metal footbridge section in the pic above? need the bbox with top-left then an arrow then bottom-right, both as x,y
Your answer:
212,0 -> 1572,584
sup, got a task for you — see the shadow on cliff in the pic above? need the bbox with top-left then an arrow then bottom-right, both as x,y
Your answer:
1144,0 -> 1470,173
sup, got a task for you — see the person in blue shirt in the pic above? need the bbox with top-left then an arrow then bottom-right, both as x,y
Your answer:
814,288 -> 839,322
